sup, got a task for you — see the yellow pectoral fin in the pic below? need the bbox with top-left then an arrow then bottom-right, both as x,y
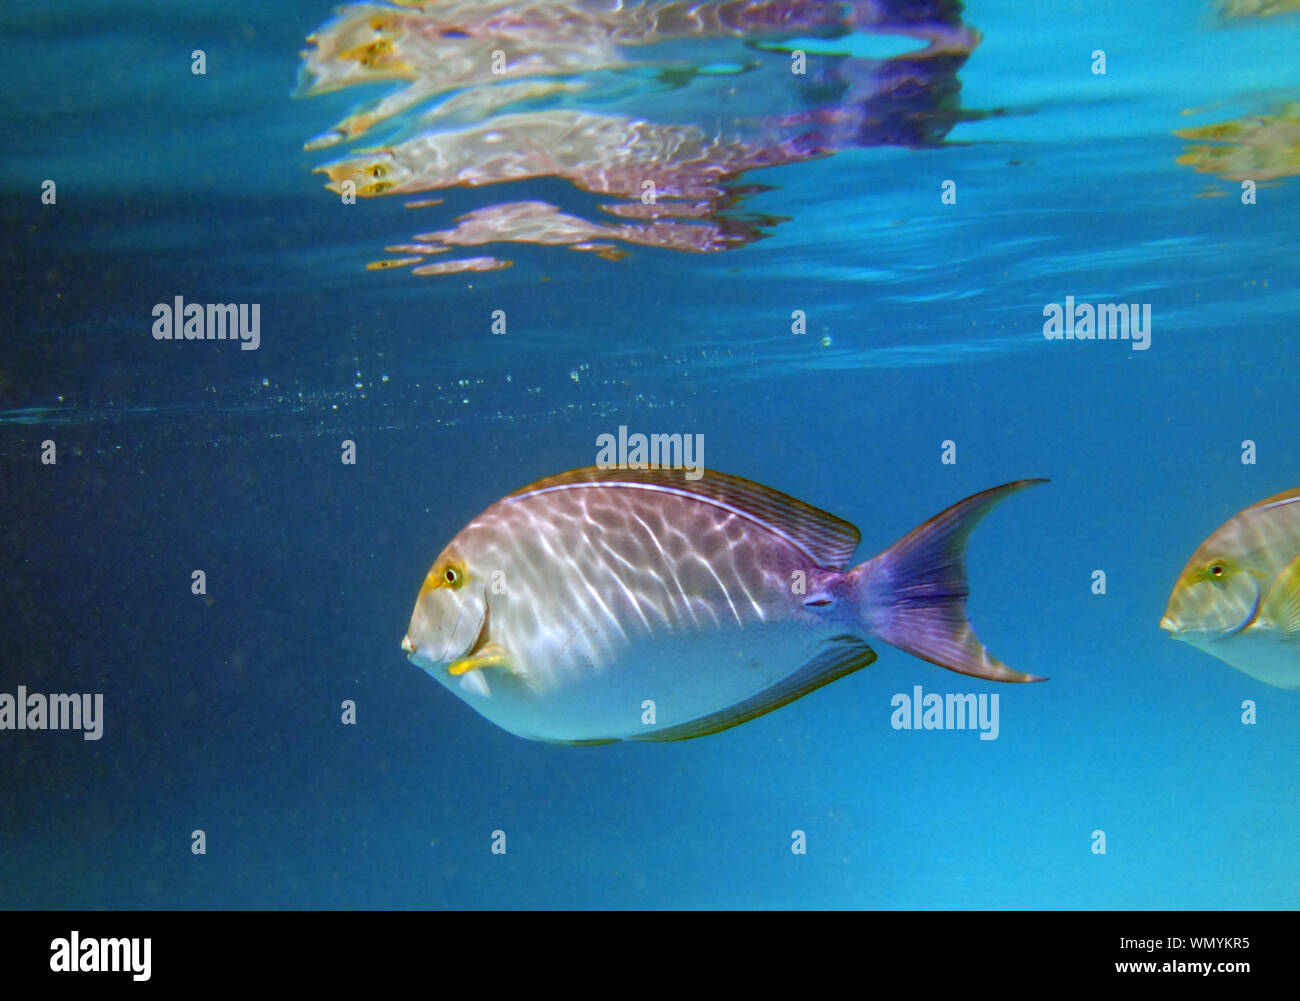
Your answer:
448,643 -> 513,677
1262,555 -> 1300,637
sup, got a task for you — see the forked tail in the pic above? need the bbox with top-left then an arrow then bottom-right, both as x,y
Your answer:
853,480 -> 1048,683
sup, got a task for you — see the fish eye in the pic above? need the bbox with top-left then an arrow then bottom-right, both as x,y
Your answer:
443,566 -> 460,586
1201,561 -> 1231,584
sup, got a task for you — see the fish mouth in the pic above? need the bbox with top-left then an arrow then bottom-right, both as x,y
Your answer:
402,592 -> 489,666
1160,577 -> 1262,642
1160,614 -> 1218,642
401,635 -> 438,674
401,633 -> 437,664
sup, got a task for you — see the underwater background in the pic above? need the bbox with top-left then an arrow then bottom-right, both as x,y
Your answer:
1,0 -> 1298,909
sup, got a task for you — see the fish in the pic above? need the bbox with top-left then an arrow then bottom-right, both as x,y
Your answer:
402,467 -> 1047,743
1160,487 -> 1300,688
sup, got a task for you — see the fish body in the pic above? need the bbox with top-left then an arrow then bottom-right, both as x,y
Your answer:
1161,487 -> 1300,688
403,467 -> 1046,743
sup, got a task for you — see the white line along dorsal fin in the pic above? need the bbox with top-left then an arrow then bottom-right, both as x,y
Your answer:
504,466 -> 861,571
1245,488 -> 1300,515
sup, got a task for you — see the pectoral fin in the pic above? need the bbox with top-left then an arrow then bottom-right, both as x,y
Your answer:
448,642 -> 513,676
1262,555 -> 1300,637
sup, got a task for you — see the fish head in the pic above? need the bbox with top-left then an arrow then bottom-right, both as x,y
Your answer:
403,548 -> 489,668
1160,549 -> 1264,644
315,151 -> 410,197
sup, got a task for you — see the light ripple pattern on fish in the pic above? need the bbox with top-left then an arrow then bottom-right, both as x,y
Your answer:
404,466 -> 1047,743
1162,488 -> 1300,688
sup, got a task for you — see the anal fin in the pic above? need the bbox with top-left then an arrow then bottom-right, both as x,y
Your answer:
632,636 -> 877,742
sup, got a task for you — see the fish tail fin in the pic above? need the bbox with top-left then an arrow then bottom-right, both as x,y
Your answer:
852,480 -> 1048,683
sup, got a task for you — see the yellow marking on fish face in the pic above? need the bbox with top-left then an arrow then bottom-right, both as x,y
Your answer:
418,559 -> 468,601
1175,122 -> 1245,142
407,551 -> 489,668
338,31 -> 410,73
361,162 -> 395,196
315,153 -> 401,196
1187,556 -> 1268,588
1192,556 -> 1233,585
1165,553 -> 1271,637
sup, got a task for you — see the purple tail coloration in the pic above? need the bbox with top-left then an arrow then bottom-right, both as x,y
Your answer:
853,481 -> 1048,683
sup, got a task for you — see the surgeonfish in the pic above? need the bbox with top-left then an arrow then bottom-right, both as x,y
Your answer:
1161,487 -> 1300,688
402,467 -> 1047,743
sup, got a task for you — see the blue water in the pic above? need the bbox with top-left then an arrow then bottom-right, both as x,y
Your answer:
2,0 -> 1298,909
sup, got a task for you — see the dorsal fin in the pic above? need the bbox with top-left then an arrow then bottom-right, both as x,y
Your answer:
1245,488 -> 1300,514
505,466 -> 861,570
